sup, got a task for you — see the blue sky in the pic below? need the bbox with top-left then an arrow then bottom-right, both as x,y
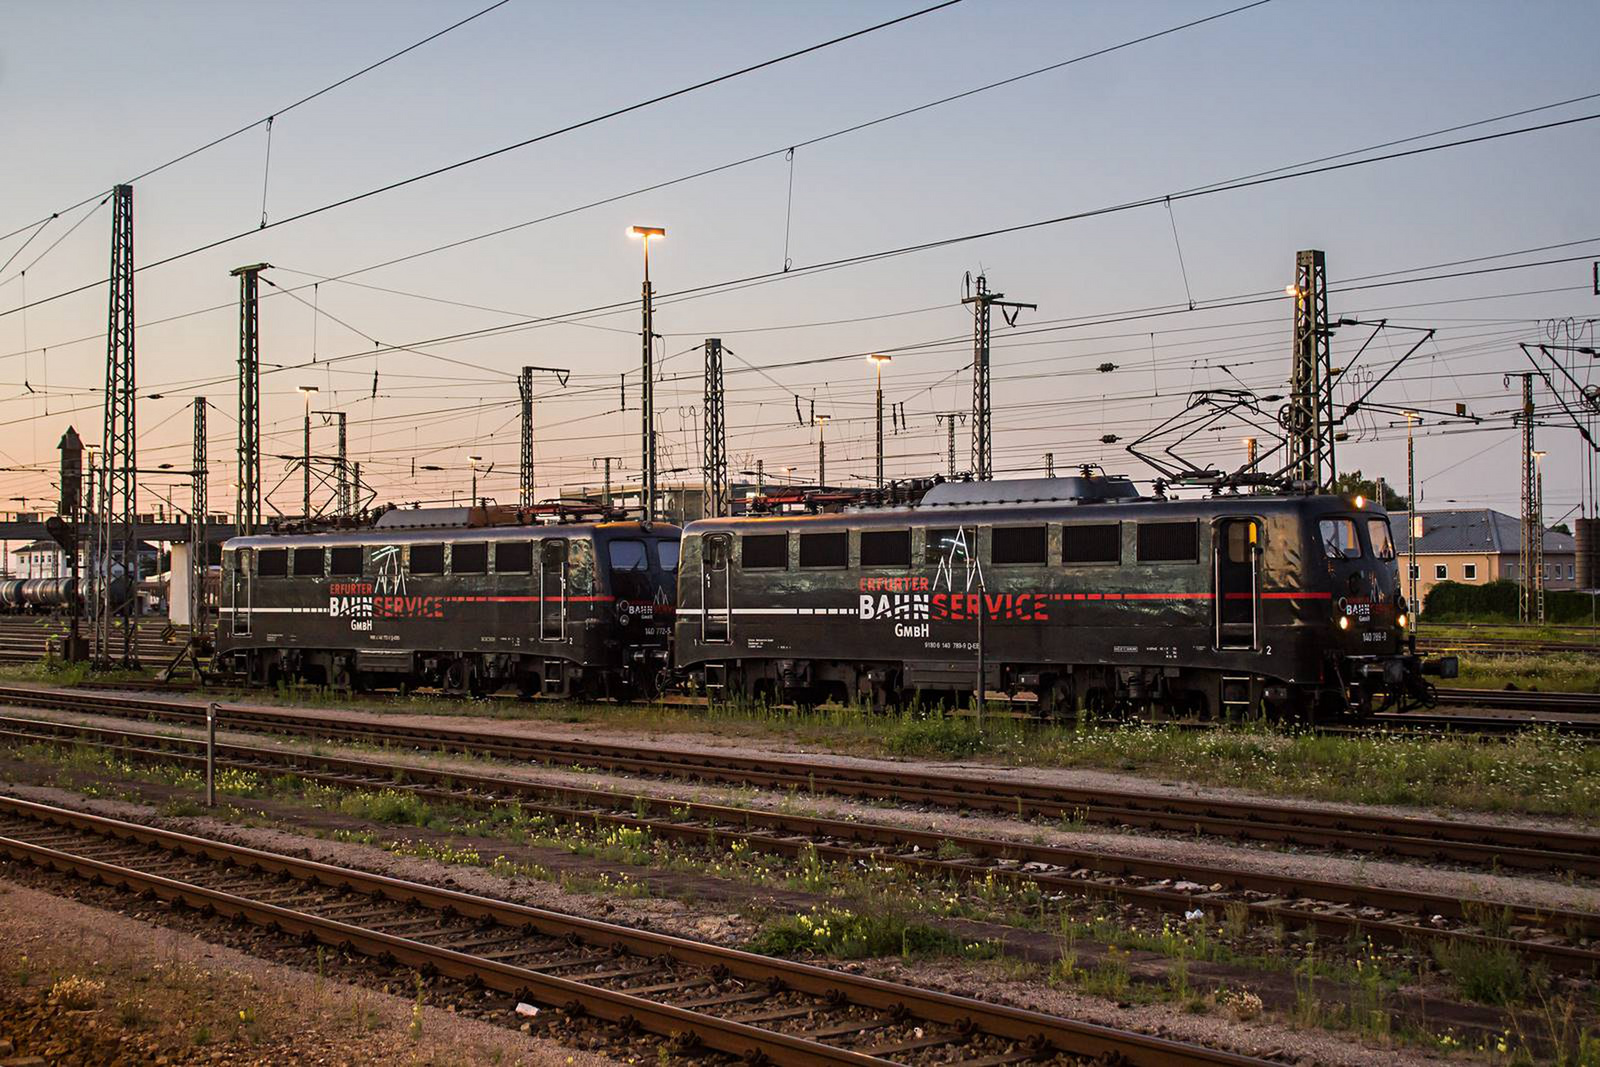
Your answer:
3,0 -> 1599,520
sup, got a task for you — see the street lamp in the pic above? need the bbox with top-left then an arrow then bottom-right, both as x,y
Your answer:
629,225 -> 666,521
297,385 -> 319,520
867,353 -> 891,488
469,455 -> 483,506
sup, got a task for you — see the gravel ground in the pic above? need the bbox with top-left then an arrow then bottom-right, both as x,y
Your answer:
0,780 -> 1467,1067
0,879 -> 615,1066
19,701 -> 1600,916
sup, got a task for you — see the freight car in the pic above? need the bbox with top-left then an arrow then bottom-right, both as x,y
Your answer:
0,576 -> 132,614
214,506 -> 679,698
672,476 -> 1455,720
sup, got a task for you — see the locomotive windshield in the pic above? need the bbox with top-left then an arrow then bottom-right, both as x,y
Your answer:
656,539 -> 679,572
1319,518 -> 1361,560
1366,519 -> 1396,561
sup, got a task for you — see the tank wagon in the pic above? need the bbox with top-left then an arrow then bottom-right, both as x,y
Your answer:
215,506 -> 679,698
672,476 -> 1455,719
0,577 -> 131,614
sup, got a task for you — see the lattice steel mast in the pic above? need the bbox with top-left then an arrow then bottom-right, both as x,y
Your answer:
1517,373 -> 1539,622
1286,249 -> 1335,488
96,184 -> 137,667
231,263 -> 270,536
519,367 -> 535,508
703,338 -> 728,517
190,398 -> 207,636
962,274 -> 1034,481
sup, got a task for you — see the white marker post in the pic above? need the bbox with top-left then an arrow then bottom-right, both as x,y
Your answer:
206,701 -> 218,808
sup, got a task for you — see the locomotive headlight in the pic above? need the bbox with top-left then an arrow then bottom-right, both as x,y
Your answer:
1397,612 -> 1408,629
1338,615 -> 1350,631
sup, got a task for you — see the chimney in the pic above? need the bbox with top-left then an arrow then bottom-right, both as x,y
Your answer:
1411,514 -> 1424,540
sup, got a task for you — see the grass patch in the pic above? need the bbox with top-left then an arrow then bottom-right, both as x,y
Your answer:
1431,940 -> 1529,1005
1450,652 -> 1600,693
746,905 -> 989,960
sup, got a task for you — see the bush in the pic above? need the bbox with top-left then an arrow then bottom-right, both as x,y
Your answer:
1425,579 -> 1596,623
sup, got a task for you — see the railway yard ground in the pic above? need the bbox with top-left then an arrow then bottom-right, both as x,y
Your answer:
1,635 -> 1600,1064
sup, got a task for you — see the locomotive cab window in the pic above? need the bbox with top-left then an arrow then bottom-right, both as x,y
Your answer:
608,540 -> 648,571
409,544 -> 445,574
329,546 -> 362,576
452,542 -> 488,574
495,541 -> 532,573
741,533 -> 788,570
656,539 -> 680,572
1136,521 -> 1198,563
1062,523 -> 1120,565
925,527 -> 975,565
991,525 -> 1046,565
798,532 -> 847,568
1366,519 -> 1396,561
1319,518 -> 1361,560
257,548 -> 287,577
292,548 -> 324,576
860,529 -> 910,567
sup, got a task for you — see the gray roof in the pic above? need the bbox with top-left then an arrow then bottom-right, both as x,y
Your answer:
1389,509 -> 1574,556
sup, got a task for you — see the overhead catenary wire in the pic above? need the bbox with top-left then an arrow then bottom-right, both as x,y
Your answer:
0,0 -> 967,320
0,0 -> 517,245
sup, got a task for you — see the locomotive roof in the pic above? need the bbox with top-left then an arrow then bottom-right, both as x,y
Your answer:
224,519 -> 681,549
686,491 -> 1382,533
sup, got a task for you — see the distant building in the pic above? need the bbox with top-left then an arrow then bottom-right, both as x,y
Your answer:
1389,509 -> 1575,603
9,539 -> 160,580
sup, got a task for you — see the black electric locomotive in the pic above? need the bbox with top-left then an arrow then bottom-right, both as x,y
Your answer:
672,476 -> 1454,719
215,506 -> 679,698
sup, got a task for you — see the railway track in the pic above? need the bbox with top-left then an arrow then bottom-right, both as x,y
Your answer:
0,793 -> 1271,1066
1433,688 -> 1600,713
1,683 -> 1597,879
4,711 -> 1598,975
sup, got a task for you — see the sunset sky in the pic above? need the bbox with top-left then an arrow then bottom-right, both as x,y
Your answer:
4,0 -> 1599,522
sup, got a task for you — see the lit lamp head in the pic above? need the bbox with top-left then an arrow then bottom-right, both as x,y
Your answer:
866,353 -> 891,366
628,226 -> 666,241
297,385 -> 319,402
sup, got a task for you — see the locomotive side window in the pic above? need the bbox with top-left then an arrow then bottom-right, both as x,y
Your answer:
860,529 -> 910,567
656,539 -> 680,572
257,548 -> 288,577
991,525 -> 1046,565
1319,518 -> 1361,560
608,540 -> 649,571
410,544 -> 445,574
329,546 -> 362,576
798,532 -> 847,568
1063,523 -> 1120,565
495,541 -> 532,573
1366,519 -> 1396,561
925,527 -> 975,565
292,548 -> 324,577
741,534 -> 788,570
452,543 -> 488,574
1136,521 -> 1198,563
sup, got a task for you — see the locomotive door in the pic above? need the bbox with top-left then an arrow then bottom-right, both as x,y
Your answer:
1214,518 -> 1259,649
230,548 -> 253,636
702,534 -> 731,643
540,539 -> 566,640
